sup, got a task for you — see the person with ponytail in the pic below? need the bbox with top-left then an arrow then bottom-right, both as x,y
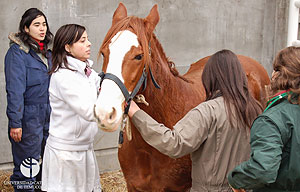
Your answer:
228,46 -> 300,191
4,8 -> 53,191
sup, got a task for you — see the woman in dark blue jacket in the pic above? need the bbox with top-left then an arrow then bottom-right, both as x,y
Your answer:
4,8 -> 53,191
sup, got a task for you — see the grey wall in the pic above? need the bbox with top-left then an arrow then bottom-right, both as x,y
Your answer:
0,0 -> 288,172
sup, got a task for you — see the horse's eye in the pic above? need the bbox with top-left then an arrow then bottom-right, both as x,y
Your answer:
101,52 -> 104,57
134,54 -> 143,60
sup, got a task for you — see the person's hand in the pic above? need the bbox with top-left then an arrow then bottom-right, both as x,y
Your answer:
10,128 -> 22,142
229,183 -> 246,192
231,187 -> 246,192
128,101 -> 140,117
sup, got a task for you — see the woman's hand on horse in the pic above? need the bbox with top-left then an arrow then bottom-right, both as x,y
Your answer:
10,128 -> 22,142
128,101 -> 140,118
231,187 -> 246,192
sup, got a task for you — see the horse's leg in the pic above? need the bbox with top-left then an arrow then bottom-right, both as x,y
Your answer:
118,128 -> 153,192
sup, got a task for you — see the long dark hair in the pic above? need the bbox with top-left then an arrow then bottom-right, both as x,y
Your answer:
202,49 -> 262,128
271,46 -> 300,105
50,24 -> 86,74
18,8 -> 53,56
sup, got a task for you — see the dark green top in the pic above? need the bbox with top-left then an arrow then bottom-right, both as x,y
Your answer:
228,99 -> 300,192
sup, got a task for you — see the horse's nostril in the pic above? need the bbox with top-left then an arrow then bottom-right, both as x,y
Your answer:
93,104 -> 99,119
108,107 -> 117,121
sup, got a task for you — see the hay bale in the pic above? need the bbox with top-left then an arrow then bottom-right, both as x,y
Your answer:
0,170 -> 14,192
100,170 -> 127,192
0,170 -> 127,192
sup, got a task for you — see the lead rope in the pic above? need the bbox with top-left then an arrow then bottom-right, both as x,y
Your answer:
118,94 -> 149,148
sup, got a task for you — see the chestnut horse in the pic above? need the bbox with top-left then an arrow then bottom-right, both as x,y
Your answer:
94,3 -> 270,192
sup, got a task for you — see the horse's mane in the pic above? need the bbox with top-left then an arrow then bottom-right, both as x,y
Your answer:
99,16 -> 189,82
151,34 -> 189,82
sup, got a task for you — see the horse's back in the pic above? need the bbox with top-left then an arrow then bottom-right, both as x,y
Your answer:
183,55 -> 270,106
237,55 -> 270,105
183,56 -> 208,81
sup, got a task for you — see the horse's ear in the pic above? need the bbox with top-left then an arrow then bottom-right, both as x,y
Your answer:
144,4 -> 160,34
112,3 -> 127,25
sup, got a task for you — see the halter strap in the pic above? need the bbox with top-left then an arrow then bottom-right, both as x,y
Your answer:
99,72 -> 130,101
99,66 -> 154,114
149,66 -> 161,89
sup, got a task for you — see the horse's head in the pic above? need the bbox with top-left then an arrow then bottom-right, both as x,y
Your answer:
94,3 -> 160,132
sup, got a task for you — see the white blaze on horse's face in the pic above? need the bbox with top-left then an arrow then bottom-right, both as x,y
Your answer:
95,30 -> 139,132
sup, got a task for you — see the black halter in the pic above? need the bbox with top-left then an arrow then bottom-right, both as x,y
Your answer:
98,65 -> 160,114
98,41 -> 160,145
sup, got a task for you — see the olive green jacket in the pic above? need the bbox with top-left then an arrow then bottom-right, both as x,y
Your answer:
228,99 -> 300,192
132,96 -> 251,192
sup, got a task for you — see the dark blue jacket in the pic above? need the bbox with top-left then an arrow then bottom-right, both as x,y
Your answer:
5,40 -> 52,128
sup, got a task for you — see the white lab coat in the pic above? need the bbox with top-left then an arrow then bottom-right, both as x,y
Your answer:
42,56 -> 102,192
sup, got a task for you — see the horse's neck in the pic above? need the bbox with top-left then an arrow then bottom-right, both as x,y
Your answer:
139,37 -> 206,126
142,53 -> 201,127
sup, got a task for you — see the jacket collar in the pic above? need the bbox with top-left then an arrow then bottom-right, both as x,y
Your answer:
66,56 -> 93,75
8,32 -> 30,53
